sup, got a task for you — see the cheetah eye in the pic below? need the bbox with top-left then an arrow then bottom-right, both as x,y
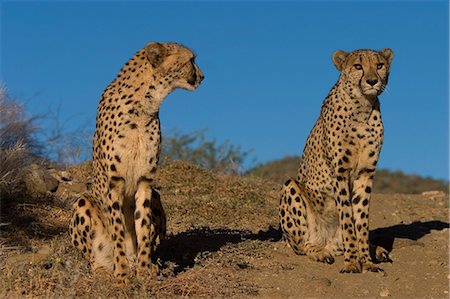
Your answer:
377,63 -> 384,69
354,64 -> 363,70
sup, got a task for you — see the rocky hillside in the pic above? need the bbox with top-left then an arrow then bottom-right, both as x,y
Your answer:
246,156 -> 449,194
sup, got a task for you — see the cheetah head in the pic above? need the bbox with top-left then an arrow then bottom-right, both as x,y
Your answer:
332,48 -> 393,98
145,42 -> 204,91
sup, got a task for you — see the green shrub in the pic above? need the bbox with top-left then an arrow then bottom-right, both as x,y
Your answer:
161,129 -> 252,174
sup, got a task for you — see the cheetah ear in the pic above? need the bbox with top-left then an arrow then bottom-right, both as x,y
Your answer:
145,42 -> 167,68
380,48 -> 394,64
332,50 -> 349,72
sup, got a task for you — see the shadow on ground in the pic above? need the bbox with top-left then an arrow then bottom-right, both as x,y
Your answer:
157,226 -> 281,274
0,194 -> 68,249
159,220 -> 450,274
370,220 -> 450,252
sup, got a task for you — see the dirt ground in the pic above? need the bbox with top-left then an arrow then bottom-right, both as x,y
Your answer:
1,161 -> 449,298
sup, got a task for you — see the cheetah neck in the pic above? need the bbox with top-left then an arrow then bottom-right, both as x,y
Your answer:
108,62 -> 173,117
331,81 -> 380,123
322,81 -> 379,125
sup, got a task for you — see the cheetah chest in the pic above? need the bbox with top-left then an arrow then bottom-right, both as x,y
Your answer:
113,116 -> 160,188
346,110 -> 384,176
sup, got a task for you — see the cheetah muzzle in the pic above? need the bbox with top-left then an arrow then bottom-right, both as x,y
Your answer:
279,48 -> 394,273
69,42 -> 204,283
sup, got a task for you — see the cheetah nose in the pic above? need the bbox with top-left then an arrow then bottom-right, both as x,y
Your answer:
199,73 -> 204,82
366,79 -> 378,86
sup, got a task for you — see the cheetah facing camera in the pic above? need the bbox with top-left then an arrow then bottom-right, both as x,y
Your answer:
69,42 -> 204,282
279,48 -> 394,273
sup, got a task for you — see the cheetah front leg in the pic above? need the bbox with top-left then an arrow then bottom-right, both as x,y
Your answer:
134,178 -> 166,281
335,173 -> 362,273
107,176 -> 130,283
351,171 -> 385,272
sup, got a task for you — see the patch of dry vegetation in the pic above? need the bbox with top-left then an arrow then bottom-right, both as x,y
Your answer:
1,157 -> 448,298
0,159 -> 280,298
1,234 -> 222,298
0,85 -> 40,196
157,161 -> 279,233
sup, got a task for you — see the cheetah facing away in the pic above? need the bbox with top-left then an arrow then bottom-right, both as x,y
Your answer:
279,48 -> 393,273
69,42 -> 204,282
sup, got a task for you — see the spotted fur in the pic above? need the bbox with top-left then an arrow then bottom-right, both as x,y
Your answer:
279,48 -> 393,273
69,42 -> 204,282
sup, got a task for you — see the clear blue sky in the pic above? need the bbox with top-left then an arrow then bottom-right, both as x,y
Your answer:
2,1 -> 449,180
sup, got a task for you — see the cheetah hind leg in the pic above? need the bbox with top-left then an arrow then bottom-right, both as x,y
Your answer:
134,186 -> 167,283
150,188 -> 166,252
279,179 -> 334,265
70,195 -> 113,273
143,188 -> 167,278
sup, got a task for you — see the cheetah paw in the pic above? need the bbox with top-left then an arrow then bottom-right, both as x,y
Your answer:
136,262 -> 159,283
370,242 -> 391,263
114,276 -> 130,287
308,249 -> 335,264
315,254 -> 335,265
375,247 -> 391,263
340,262 -> 362,274
362,263 -> 384,273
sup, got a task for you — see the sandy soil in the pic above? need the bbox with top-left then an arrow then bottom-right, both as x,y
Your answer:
1,161 -> 448,298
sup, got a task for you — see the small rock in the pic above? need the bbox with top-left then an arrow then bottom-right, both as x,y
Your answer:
429,259 -> 439,266
422,190 -> 445,198
37,245 -> 51,255
236,262 -> 249,269
60,170 -> 73,182
379,288 -> 390,297
281,264 -> 295,270
315,277 -> 332,287
307,273 -> 332,288
24,164 -> 59,195
47,168 -> 61,181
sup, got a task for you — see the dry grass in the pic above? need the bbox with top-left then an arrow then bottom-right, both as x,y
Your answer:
0,86 -> 40,196
1,159 -> 448,298
0,142 -> 29,194
0,88 -> 39,153
0,234 -> 222,298
156,161 -> 279,233
0,160 -> 280,298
